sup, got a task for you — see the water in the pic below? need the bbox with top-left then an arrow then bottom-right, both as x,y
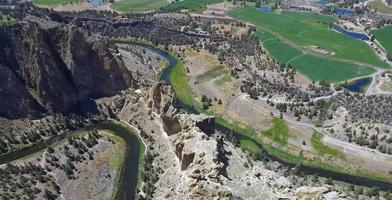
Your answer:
332,24 -> 369,40
314,0 -> 329,5
0,121 -> 142,200
90,0 -> 102,7
344,77 -> 372,92
335,9 -> 353,15
259,7 -> 272,13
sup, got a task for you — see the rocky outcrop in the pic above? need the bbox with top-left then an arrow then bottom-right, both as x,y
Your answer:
148,82 -> 181,135
0,21 -> 135,119
195,115 -> 215,136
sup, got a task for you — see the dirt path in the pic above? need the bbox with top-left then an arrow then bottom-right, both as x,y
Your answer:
232,93 -> 392,176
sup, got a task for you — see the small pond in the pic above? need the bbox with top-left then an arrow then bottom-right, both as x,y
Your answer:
335,9 -> 354,15
259,6 -> 272,13
332,24 -> 369,40
314,0 -> 329,5
343,77 -> 372,92
90,0 -> 102,7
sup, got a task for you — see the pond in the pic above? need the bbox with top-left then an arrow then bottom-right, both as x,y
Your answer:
335,9 -> 354,15
314,0 -> 329,5
332,24 -> 369,40
90,0 -> 102,7
259,7 -> 272,13
343,77 -> 372,93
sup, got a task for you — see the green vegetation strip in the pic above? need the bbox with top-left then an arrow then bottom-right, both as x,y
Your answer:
163,0 -> 224,12
371,26 -> 392,56
160,47 -> 392,184
111,0 -> 169,13
311,131 -> 345,159
31,0 -> 80,6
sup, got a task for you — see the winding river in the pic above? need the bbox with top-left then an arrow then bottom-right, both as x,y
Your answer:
0,121 -> 143,200
146,42 -> 392,190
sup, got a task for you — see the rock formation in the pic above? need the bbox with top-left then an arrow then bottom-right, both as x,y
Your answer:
0,20 -> 135,119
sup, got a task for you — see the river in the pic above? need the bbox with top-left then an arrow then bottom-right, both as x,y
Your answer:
147,42 -> 392,190
0,121 -> 143,200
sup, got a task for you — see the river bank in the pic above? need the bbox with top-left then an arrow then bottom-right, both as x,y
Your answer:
138,41 -> 392,189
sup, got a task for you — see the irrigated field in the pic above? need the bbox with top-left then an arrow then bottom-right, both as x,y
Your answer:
163,0 -> 224,12
111,0 -> 169,12
255,30 -> 376,82
371,26 -> 392,56
229,8 -> 387,68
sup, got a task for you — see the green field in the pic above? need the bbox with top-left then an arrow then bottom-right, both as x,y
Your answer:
371,26 -> 392,56
163,0 -> 224,12
229,8 -> 387,68
256,30 -> 376,82
31,0 -> 80,6
311,132 -> 345,159
370,0 -> 392,15
111,0 -> 169,13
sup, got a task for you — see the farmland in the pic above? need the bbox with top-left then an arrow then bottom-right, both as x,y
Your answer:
255,30 -> 376,82
229,8 -> 387,68
371,26 -> 392,56
111,0 -> 169,13
163,0 -> 224,12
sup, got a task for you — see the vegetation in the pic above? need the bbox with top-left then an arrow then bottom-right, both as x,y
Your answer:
31,0 -> 80,6
163,0 -> 224,12
0,12 -> 16,25
311,131 -> 345,159
111,0 -> 169,13
371,26 -> 392,59
263,118 -> 289,145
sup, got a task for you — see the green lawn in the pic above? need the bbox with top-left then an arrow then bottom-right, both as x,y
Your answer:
163,0 -> 224,12
311,132 -> 345,159
256,30 -> 376,82
371,26 -> 392,56
229,8 -> 388,68
111,0 -> 169,12
369,0 -> 392,15
31,0 -> 80,6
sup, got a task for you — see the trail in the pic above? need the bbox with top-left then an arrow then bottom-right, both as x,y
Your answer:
237,93 -> 392,161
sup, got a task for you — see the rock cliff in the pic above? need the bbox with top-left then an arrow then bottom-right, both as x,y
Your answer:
0,21 -> 135,119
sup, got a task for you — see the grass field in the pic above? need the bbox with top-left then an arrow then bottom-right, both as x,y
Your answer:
31,0 -> 80,6
111,0 -> 169,12
311,132 -> 345,159
256,30 -> 376,82
369,0 -> 392,15
163,0 -> 224,12
229,8 -> 388,68
371,26 -> 392,56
